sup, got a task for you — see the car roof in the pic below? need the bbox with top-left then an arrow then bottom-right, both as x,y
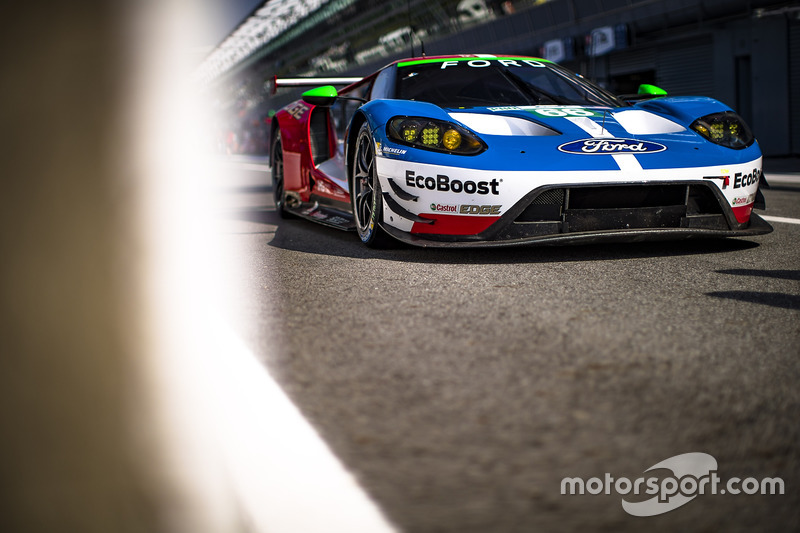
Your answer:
337,54 -> 555,95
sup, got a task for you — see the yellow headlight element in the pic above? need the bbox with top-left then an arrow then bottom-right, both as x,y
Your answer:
421,124 -> 440,146
690,111 -> 754,150
443,129 -> 461,150
387,116 -> 486,155
402,124 -> 420,142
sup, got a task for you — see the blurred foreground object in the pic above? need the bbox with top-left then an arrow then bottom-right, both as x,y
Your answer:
0,3 -> 394,532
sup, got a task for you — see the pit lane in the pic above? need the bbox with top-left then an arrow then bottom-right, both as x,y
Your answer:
214,156 -> 799,532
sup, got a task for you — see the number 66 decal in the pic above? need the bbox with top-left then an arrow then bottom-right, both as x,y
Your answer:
531,106 -> 603,117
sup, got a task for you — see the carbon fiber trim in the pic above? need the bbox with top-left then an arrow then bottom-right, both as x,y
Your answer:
387,178 -> 419,201
379,214 -> 773,248
382,193 -> 433,224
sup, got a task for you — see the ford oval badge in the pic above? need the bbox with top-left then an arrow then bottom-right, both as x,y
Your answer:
558,138 -> 667,155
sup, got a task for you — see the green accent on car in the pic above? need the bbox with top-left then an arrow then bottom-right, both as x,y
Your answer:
398,57 -> 552,67
302,85 -> 338,106
637,84 -> 668,96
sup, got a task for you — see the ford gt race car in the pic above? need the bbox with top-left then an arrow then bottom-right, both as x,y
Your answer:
270,54 -> 772,247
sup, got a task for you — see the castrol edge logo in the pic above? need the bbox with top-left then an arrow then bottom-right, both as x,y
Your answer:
558,138 -> 667,155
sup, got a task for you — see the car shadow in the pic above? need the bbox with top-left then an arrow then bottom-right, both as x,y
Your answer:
707,268 -> 800,311
716,268 -> 800,281
707,291 -> 800,311
219,205 -> 764,264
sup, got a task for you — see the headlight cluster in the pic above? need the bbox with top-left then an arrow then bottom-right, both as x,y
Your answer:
387,117 -> 485,155
690,111 -> 754,150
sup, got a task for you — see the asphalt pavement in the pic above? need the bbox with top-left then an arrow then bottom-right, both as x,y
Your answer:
214,155 -> 799,532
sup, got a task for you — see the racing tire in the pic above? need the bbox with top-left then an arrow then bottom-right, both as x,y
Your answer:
351,123 -> 392,248
271,132 -> 290,218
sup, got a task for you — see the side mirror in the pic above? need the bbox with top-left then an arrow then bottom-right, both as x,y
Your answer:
637,84 -> 667,97
302,85 -> 338,107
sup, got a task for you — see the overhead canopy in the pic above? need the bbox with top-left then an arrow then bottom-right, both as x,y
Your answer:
194,0 -> 497,86
195,0 -> 335,84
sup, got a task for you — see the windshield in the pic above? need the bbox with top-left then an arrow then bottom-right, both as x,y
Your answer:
396,59 -> 626,108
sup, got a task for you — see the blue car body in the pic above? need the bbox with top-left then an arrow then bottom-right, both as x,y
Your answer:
271,55 -> 771,247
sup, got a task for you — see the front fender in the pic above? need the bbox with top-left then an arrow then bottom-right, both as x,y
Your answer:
345,100 -> 453,182
358,99 -> 453,135
635,96 -> 734,126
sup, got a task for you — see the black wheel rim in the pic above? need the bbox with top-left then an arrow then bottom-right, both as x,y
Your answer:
353,132 -> 375,233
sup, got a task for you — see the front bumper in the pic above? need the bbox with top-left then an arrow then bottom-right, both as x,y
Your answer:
379,181 -> 773,248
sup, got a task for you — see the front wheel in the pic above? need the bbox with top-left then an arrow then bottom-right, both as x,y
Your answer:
351,123 -> 391,247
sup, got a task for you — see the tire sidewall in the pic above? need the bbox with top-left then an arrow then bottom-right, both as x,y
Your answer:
272,132 -> 288,217
353,124 -> 384,245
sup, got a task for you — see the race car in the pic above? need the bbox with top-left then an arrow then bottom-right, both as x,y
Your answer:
269,54 -> 772,247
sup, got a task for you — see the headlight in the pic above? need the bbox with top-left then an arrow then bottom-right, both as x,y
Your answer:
387,117 -> 486,155
690,111 -> 754,150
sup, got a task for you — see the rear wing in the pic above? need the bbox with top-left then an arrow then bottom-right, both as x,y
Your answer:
271,75 -> 363,94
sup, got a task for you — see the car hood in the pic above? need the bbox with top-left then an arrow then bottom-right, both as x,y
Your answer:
445,105 -> 689,139
362,97 -> 760,171
435,102 -> 760,171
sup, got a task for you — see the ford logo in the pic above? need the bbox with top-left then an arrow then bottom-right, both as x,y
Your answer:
558,138 -> 667,155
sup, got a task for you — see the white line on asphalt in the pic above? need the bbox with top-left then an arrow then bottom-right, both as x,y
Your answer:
150,304 -> 398,533
202,316 -> 400,533
761,215 -> 800,225
156,153 -> 392,532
